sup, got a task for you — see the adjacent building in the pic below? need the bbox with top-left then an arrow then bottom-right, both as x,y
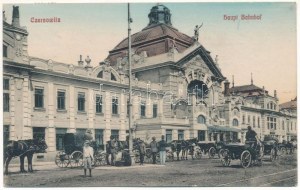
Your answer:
3,5 -> 297,161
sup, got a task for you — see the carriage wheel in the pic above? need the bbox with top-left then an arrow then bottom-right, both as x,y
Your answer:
133,150 -> 140,163
70,151 -> 83,168
280,147 -> 287,155
270,148 -> 277,162
220,149 -> 231,167
166,151 -> 174,162
55,151 -> 69,168
195,149 -> 202,159
208,147 -> 216,159
241,150 -> 252,168
218,149 -> 225,158
145,155 -> 152,163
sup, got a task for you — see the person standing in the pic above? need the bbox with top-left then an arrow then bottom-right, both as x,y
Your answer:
158,135 -> 167,165
150,137 -> 158,164
83,140 -> 94,177
108,136 -> 116,166
138,140 -> 146,165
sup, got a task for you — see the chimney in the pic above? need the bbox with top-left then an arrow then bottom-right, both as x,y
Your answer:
12,6 -> 20,27
224,80 -> 230,96
274,90 -> 277,98
78,55 -> 84,66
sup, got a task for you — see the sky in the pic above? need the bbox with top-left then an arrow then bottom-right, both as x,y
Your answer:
2,2 -> 297,103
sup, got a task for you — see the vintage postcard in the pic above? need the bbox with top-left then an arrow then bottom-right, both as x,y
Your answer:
1,1 -> 298,188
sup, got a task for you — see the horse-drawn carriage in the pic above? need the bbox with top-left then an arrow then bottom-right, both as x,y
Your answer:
262,136 -> 279,161
220,141 -> 264,168
196,141 -> 217,158
278,140 -> 296,155
106,140 -> 132,166
55,132 -> 106,168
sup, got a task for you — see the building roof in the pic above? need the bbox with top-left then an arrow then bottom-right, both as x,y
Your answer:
229,84 -> 267,94
106,4 -> 195,66
279,97 -> 297,110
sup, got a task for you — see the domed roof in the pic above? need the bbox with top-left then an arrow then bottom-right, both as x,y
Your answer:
107,4 -> 195,66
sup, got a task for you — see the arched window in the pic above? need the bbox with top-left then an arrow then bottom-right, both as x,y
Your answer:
282,120 -> 285,130
232,119 -> 239,126
111,73 -> 117,81
97,71 -> 103,78
197,115 -> 206,124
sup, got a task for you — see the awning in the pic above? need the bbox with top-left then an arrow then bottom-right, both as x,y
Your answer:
207,125 -> 241,133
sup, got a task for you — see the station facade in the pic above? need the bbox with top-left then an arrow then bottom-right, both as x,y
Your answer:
3,5 -> 297,160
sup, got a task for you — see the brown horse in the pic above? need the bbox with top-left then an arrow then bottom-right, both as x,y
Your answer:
4,138 -> 48,175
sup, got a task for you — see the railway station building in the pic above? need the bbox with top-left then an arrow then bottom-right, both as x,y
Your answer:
3,5 -> 297,160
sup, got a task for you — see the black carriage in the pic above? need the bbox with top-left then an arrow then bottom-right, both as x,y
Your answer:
262,136 -> 278,161
196,141 -> 217,158
278,140 -> 296,155
55,133 -> 106,168
220,141 -> 263,168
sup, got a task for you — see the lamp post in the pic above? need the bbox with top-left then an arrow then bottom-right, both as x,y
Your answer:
127,3 -> 134,164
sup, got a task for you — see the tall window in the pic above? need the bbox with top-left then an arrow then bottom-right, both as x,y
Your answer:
267,117 -> 277,130
257,117 -> 260,128
3,78 -> 10,114
232,119 -> 239,126
111,130 -> 119,140
3,45 -> 8,57
197,115 -> 206,124
242,115 -> 245,124
3,125 -> 10,146
247,115 -> 251,124
56,128 -> 67,150
166,129 -> 172,143
95,129 -> 104,149
140,102 -> 146,117
153,104 -> 158,118
127,99 -> 130,116
282,120 -> 285,130
112,97 -> 118,115
198,130 -> 205,141
96,95 -> 103,113
34,88 -> 44,108
253,116 -> 256,127
178,130 -> 184,140
33,127 -> 45,140
57,91 -> 66,110
111,73 -> 117,81
78,93 -> 85,111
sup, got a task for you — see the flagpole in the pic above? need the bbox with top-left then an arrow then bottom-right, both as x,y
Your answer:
128,3 -> 134,163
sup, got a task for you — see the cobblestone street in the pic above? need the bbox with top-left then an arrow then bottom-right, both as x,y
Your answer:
4,153 -> 297,187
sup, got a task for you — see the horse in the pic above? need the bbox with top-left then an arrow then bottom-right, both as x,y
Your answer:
181,140 -> 190,160
4,138 -> 48,175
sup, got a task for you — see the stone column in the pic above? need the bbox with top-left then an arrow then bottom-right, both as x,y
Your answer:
22,76 -> 32,139
173,130 -> 178,141
68,85 -> 76,133
104,91 -> 111,142
88,89 -> 94,139
217,133 -> 220,142
47,82 -> 55,152
146,98 -> 152,118
119,92 -> 126,141
9,77 -> 16,140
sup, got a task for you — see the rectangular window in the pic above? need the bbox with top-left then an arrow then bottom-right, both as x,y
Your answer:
198,130 -> 206,141
3,78 -> 9,90
33,127 -> 45,140
166,129 -> 172,143
267,117 -> 277,130
56,128 -> 67,150
153,104 -> 158,118
112,97 -> 118,115
141,102 -> 146,117
3,93 -> 9,112
57,91 -> 66,110
258,117 -> 260,128
178,130 -> 184,140
127,100 -> 130,116
95,129 -> 104,149
3,45 -> 7,58
242,115 -> 245,124
111,130 -> 119,141
78,93 -> 85,111
253,116 -> 256,127
3,125 -> 10,146
247,115 -> 251,124
34,88 -> 44,108
96,95 -> 103,113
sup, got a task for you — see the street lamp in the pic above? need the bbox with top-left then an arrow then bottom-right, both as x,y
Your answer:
127,3 -> 134,164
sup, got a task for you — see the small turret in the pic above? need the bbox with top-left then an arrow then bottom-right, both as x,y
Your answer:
12,6 -> 20,27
